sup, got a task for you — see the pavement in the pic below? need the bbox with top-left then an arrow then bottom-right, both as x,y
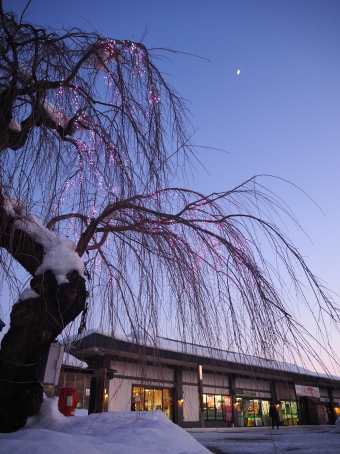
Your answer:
186,425 -> 339,454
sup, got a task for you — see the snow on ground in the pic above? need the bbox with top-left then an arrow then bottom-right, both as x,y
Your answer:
0,397 -> 209,454
1,397 -> 340,454
188,424 -> 340,454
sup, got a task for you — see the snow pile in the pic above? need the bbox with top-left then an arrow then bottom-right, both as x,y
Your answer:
34,237 -> 83,285
25,397 -> 66,429
0,397 -> 209,454
3,196 -> 84,285
330,416 -> 340,433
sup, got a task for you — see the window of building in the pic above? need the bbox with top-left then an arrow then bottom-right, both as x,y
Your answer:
131,386 -> 173,420
203,394 -> 232,421
50,369 -> 92,410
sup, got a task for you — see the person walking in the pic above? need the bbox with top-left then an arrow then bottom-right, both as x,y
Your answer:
269,403 -> 280,429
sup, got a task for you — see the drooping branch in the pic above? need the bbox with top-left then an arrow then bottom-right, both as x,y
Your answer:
0,8 -> 192,198
48,181 -> 340,346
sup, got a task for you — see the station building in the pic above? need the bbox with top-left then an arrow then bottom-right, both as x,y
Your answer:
47,331 -> 340,428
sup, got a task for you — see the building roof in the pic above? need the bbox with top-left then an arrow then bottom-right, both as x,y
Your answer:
69,330 -> 340,388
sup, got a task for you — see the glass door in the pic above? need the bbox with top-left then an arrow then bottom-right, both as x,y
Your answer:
253,399 -> 262,426
162,389 -> 172,420
132,386 -> 144,411
281,400 -> 298,425
238,398 -> 263,427
215,395 -> 224,420
242,399 -> 255,426
207,394 -> 216,419
144,389 -> 162,412
236,398 -> 244,426
261,400 -> 270,426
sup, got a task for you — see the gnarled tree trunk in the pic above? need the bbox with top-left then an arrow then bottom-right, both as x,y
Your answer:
0,202 -> 87,432
0,270 -> 86,432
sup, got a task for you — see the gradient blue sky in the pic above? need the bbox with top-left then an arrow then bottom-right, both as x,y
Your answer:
4,0 -> 340,371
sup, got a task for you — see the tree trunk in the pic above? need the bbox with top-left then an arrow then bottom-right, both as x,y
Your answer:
0,269 -> 86,432
0,199 -> 87,432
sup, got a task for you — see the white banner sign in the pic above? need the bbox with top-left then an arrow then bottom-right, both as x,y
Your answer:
295,385 -> 320,398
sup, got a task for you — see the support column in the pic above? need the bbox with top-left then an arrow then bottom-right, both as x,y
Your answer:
88,355 -> 111,414
174,366 -> 183,426
229,374 -> 238,427
198,365 -> 205,428
88,376 -> 97,415
270,379 -> 278,404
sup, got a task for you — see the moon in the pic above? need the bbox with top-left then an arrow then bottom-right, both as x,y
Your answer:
236,70 -> 241,75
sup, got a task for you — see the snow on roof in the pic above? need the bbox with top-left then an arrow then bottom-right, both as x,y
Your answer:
68,329 -> 339,380
62,352 -> 88,369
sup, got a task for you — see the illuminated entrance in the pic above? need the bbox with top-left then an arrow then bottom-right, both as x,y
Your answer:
203,394 -> 232,421
281,400 -> 299,425
236,398 -> 270,426
131,386 -> 173,420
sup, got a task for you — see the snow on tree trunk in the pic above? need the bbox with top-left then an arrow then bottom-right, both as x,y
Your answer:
0,197 -> 87,432
0,269 -> 86,432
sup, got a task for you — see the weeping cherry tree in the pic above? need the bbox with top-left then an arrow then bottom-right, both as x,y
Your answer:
0,3 -> 339,432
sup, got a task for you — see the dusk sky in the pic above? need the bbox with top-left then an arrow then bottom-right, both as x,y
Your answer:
4,0 -> 340,373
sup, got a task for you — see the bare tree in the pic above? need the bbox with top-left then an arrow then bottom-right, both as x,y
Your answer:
0,4 -> 339,432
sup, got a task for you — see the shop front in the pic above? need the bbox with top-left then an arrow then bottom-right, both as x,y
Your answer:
275,383 -> 299,426
131,386 -> 173,420
203,394 -> 232,422
234,378 -> 272,427
236,397 -> 270,427
68,331 -> 340,428
295,385 -> 328,425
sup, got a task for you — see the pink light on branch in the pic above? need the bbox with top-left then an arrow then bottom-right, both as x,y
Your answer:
149,85 -> 160,104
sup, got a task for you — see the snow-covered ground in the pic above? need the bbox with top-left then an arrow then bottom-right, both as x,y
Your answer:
1,397 -> 339,454
0,397 -> 209,454
188,424 -> 340,454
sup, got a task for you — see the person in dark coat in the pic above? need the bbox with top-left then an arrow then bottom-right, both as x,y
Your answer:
269,404 -> 280,429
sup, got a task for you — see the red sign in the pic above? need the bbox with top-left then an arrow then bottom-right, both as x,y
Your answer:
223,396 -> 232,422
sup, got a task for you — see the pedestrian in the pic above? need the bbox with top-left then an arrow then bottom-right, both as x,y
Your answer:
269,403 -> 280,429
